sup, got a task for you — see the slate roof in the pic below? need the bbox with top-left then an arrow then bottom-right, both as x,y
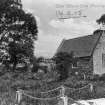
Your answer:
57,31 -> 103,58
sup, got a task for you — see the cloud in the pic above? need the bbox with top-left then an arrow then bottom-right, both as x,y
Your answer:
49,19 -> 97,35
35,29 -> 63,57
22,0 -> 105,6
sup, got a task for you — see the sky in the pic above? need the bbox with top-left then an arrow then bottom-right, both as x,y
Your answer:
22,0 -> 105,58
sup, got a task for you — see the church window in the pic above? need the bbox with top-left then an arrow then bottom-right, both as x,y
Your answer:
102,53 -> 105,67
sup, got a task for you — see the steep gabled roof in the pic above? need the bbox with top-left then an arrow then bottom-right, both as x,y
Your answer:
57,31 -> 103,58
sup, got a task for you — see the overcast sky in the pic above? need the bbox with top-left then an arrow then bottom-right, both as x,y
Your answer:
22,0 -> 105,58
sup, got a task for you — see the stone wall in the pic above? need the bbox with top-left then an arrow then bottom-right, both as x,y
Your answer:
93,32 -> 105,75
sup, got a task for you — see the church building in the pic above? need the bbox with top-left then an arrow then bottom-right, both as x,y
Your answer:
57,30 -> 105,75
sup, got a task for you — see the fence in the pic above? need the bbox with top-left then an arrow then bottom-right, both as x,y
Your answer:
15,83 -> 94,105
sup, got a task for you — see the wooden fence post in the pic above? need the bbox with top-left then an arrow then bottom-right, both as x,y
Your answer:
16,89 -> 22,104
90,83 -> 93,93
60,85 -> 68,105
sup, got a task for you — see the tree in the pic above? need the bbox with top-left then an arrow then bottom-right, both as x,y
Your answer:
0,0 -> 38,71
32,57 -> 49,73
31,57 -> 44,73
52,52 -> 74,80
97,14 -> 105,25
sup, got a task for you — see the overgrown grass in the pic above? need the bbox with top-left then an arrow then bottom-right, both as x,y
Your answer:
0,70 -> 105,105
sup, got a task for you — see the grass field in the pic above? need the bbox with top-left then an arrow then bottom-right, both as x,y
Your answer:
0,71 -> 104,105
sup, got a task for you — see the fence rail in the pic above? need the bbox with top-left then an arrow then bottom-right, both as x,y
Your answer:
15,84 -> 93,105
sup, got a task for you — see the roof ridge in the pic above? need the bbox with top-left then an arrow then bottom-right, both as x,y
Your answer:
66,34 -> 93,41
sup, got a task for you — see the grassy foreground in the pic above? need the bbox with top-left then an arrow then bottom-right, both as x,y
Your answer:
0,71 -> 105,105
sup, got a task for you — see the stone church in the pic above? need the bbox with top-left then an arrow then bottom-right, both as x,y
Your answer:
57,30 -> 105,75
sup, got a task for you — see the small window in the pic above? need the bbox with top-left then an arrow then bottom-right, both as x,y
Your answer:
72,62 -> 77,68
102,53 -> 105,67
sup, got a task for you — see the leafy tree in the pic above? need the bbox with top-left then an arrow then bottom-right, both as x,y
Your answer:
52,52 -> 74,80
0,0 -> 38,71
31,57 -> 43,73
32,57 -> 49,73
97,14 -> 105,25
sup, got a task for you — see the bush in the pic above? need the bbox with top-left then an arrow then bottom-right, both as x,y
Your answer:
99,73 -> 105,81
91,74 -> 100,81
